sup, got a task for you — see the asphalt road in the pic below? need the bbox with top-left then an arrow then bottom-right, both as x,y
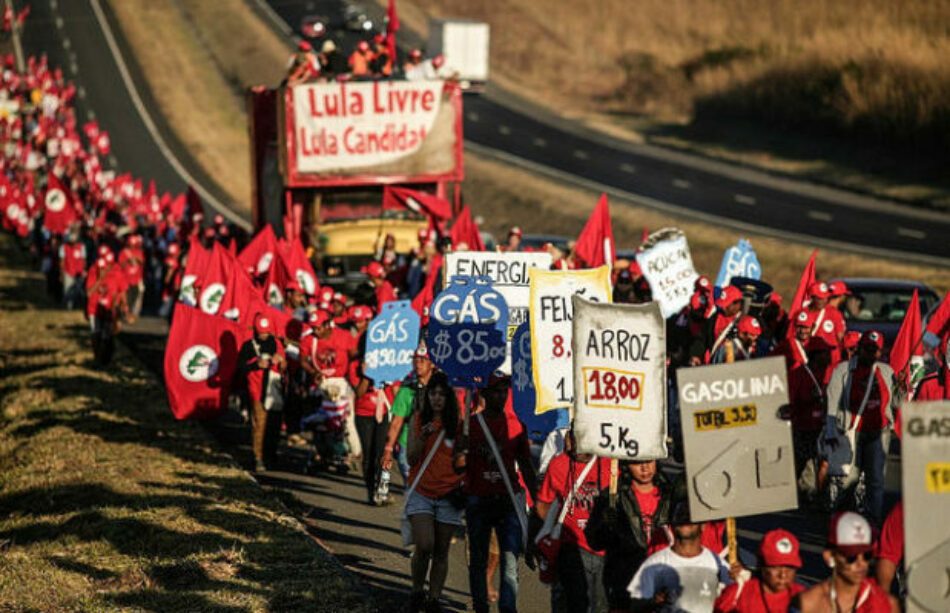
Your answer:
260,0 -> 950,265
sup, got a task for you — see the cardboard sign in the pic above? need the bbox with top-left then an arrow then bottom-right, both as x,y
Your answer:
445,251 -> 552,373
364,300 -> 420,384
529,266 -> 611,414
636,229 -> 699,319
902,401 -> 950,613
428,276 -> 509,387
290,80 -> 445,173
511,319 -> 569,442
677,356 -> 796,521
715,238 -> 761,291
573,298 -> 667,460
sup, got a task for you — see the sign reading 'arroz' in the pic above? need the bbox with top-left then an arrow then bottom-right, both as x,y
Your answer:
529,266 -> 612,414
677,356 -> 796,521
573,297 -> 667,460
901,401 -> 950,613
446,251 -> 552,373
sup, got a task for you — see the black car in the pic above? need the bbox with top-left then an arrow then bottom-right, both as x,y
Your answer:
834,278 -> 940,352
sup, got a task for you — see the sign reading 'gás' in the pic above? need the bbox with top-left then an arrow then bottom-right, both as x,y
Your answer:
291,80 -> 446,174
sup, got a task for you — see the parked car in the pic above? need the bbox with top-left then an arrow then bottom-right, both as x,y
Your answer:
519,234 -> 570,253
835,278 -> 939,352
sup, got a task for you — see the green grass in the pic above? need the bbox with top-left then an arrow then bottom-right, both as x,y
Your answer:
0,234 -> 373,612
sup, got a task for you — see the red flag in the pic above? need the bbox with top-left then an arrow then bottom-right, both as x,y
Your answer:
925,289 -> 950,339
168,193 -> 186,223
386,0 -> 400,69
574,194 -> 615,268
283,237 -> 320,295
789,250 -> 818,316
262,247 -> 292,306
195,243 -> 233,316
449,205 -> 485,251
383,186 -> 451,220
238,224 -> 280,278
42,173 -> 79,234
889,289 -> 921,387
164,303 -> 244,420
178,237 -> 210,306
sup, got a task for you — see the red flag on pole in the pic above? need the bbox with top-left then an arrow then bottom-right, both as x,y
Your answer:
186,185 -> 203,220
789,250 -> 818,316
43,173 -> 79,234
889,289 -> 921,388
386,0 -> 400,69
925,289 -> 950,339
383,186 -> 451,220
449,204 -> 485,251
195,243 -> 233,316
283,237 -> 320,295
238,224 -> 280,278
164,303 -> 244,420
574,194 -> 615,269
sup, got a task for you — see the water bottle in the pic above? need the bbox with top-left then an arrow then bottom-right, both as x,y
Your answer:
376,469 -> 391,503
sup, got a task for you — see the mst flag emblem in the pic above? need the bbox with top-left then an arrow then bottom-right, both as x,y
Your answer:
199,282 -> 226,314
257,252 -> 273,274
296,270 -> 316,295
179,274 -> 198,306
45,187 -> 66,212
178,344 -> 219,382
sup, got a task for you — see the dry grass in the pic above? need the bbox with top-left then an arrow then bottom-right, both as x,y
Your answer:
104,0 -> 290,211
464,151 -> 950,299
0,235 -> 372,612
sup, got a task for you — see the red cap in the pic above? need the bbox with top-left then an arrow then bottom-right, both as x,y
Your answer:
357,40 -> 370,52
373,34 -> 385,44
362,261 -> 385,279
808,281 -> 831,299
333,291 -> 346,304
843,330 -> 862,349
770,291 -> 783,305
253,313 -> 272,334
285,279 -> 303,293
409,49 -> 422,59
628,260 -> 642,279
860,330 -> 884,349
309,310 -> 330,327
716,286 -> 743,308
828,512 -> 875,556
320,287 -> 335,303
203,227 -> 216,239
737,315 -> 761,336
795,310 -> 816,328
432,54 -> 445,69
508,226 -> 523,237
829,281 -> 851,296
759,529 -> 802,568
167,243 -> 180,255
213,214 -> 225,225
417,228 -> 429,240
694,276 -> 712,293
349,305 -> 373,322
414,340 -> 429,359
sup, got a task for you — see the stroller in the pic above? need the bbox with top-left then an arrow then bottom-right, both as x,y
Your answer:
302,393 -> 351,474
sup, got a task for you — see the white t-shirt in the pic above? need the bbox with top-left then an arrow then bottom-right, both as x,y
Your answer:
627,546 -> 731,613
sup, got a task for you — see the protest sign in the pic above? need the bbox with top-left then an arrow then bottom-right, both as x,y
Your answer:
573,298 -> 667,459
364,300 -> 420,384
428,276 -> 509,387
901,400 -> 950,613
445,251 -> 552,373
511,319 -> 568,442
529,266 -> 611,414
715,238 -> 761,291
677,356 -> 796,521
636,228 -> 699,318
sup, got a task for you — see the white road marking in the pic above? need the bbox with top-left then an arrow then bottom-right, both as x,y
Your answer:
574,150 -> 589,160
51,0 -> 57,9
88,0 -> 246,228
672,178 -> 691,189
109,155 -> 118,167
466,112 -> 479,122
532,137 -> 546,147
808,210 -> 833,222
498,125 -> 511,135
620,163 -> 636,173
69,62 -> 78,74
4,0 -> 24,71
897,227 -> 926,239
87,109 -> 96,120
77,86 -> 86,99
63,37 -> 70,50
55,16 -> 64,29
68,52 -> 77,63
734,194 -> 757,206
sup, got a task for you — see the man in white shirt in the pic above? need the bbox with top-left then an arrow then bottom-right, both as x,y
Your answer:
627,501 -> 732,612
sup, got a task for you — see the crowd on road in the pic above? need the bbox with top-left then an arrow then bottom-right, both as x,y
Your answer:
5,47 -> 948,613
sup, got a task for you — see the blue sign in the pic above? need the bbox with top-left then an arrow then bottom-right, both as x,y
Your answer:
715,238 -> 761,293
427,276 -> 508,387
511,319 -> 569,442
364,300 -> 420,384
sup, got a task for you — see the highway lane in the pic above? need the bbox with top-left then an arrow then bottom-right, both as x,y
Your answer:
262,0 -> 950,264
14,0 -> 249,228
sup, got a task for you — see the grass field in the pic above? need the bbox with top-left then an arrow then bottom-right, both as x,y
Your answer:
0,234 -> 373,612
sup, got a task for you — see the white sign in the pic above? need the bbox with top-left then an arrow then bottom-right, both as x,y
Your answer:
529,266 -> 611,414
902,401 -> 950,613
573,298 -> 667,460
677,356 -> 797,521
446,251 -> 552,372
291,80 -> 445,173
636,229 -> 699,319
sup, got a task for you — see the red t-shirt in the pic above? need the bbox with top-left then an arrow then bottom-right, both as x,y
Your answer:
348,359 -> 384,418
634,486 -> 661,540
60,243 -> 86,276
916,376 -> 947,401
849,365 -> 890,432
314,327 -> 351,378
409,418 -> 463,499
771,338 -> 808,373
853,579 -> 894,612
876,501 -> 903,564
714,578 -> 805,613
788,365 -> 828,431
119,247 -> 144,285
536,454 -> 611,553
810,307 -> 844,348
465,412 -> 531,498
375,281 -> 397,311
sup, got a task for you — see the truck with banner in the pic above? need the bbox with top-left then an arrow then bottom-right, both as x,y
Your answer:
247,80 -> 465,288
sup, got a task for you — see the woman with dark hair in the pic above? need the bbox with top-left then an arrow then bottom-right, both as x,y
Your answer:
404,371 -> 464,613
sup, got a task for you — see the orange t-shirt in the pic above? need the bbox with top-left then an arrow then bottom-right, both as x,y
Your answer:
408,419 -> 462,499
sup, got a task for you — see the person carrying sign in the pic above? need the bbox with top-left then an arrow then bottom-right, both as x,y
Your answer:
691,286 -> 743,365
823,330 -> 900,525
404,372 -> 465,613
455,373 -> 538,613
585,460 -> 675,612
713,529 -> 805,613
382,343 -> 435,482
710,316 -> 761,364
533,432 -> 612,613
792,512 -> 898,613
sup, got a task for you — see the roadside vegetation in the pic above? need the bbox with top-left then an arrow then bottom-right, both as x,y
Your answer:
0,235 -> 373,612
